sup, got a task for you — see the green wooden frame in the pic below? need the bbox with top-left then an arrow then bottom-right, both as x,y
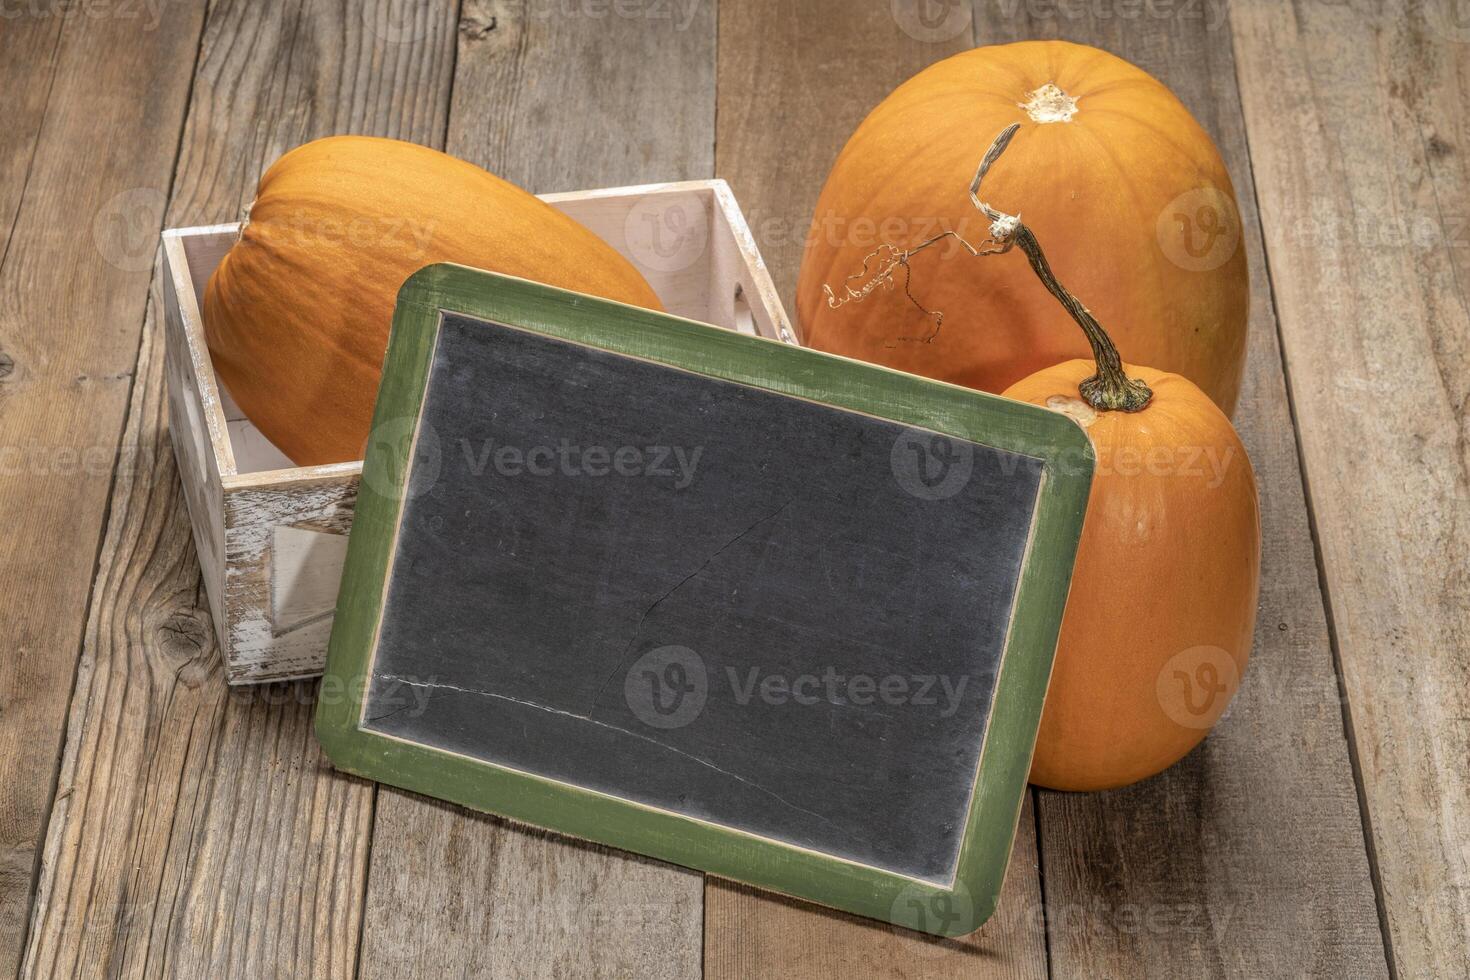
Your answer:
316,264 -> 1094,936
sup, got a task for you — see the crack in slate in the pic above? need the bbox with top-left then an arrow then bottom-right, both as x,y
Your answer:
370,671 -> 845,833
587,498 -> 796,712
363,700 -> 419,725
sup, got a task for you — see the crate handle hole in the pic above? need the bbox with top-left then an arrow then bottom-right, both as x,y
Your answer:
732,283 -> 757,336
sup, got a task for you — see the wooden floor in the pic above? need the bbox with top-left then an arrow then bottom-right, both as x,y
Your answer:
1,1 -> 1465,976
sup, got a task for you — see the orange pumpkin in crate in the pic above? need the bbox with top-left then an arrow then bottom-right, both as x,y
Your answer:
796,39 -> 1249,416
205,136 -> 662,466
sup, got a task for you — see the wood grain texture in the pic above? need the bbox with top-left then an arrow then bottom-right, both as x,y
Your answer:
1228,0 -> 1470,974
448,0 -> 715,192
973,6 -> 1393,977
0,8 -> 63,254
358,802 -> 702,979
705,2 -> 1052,975
23,320 -> 371,979
0,6 -> 208,974
0,7 -> 68,968
20,0 -> 459,975
356,2 -> 716,977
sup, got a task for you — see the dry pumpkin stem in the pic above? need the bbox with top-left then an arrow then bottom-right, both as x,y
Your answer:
823,233 -> 1008,342
824,122 -> 1153,413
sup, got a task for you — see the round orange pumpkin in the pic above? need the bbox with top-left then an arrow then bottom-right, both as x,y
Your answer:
1006,360 -> 1260,790
205,136 -> 663,466
796,39 -> 1249,416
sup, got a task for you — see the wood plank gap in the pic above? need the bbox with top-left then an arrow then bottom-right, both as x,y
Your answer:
1029,787 -> 1053,980
350,780 -> 379,980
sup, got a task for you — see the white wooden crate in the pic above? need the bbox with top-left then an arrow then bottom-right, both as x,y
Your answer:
159,179 -> 797,684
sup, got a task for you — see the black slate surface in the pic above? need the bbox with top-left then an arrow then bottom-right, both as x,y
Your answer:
362,313 -> 1043,884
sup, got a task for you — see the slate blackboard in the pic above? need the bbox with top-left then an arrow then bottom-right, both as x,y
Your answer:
317,265 -> 1093,935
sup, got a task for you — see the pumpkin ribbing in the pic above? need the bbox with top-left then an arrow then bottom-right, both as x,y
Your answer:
796,39 -> 1249,416
205,136 -> 663,466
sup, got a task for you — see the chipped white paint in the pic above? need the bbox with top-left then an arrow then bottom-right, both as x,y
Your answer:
161,180 -> 795,683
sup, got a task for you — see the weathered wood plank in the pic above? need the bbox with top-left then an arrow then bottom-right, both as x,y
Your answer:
0,11 -> 70,970
22,324 -> 370,978
1228,0 -> 1470,973
705,3 -> 1050,976
20,1 -> 459,975
0,6 -> 208,974
356,2 -> 715,977
0,10 -> 62,254
447,0 -> 715,191
973,7 -> 1391,977
359,800 -> 702,979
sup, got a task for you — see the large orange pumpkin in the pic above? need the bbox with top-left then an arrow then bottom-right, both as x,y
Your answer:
205,136 -> 662,465
1008,360 -> 1259,791
796,40 -> 1249,416
921,120 -> 1259,790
